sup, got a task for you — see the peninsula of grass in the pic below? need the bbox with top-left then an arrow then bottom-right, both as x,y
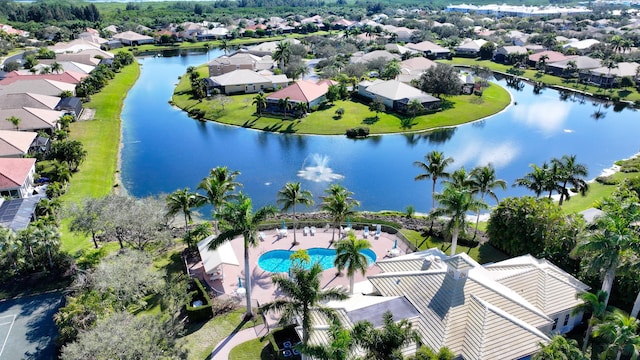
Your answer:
172,69 -> 511,135
60,62 -> 140,254
442,57 -> 640,104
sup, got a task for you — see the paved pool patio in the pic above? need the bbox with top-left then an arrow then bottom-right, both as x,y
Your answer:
188,225 -> 411,315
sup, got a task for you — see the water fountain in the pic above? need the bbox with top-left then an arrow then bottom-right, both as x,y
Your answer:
297,154 -> 344,182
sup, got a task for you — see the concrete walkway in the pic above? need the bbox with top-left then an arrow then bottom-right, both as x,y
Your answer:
210,323 -> 269,359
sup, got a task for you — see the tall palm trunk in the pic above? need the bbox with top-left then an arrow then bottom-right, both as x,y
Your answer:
292,204 -> 297,245
601,266 -> 616,306
631,291 -> 640,319
582,316 -> 595,352
302,304 -> 310,344
183,212 -> 189,236
349,274 -> 355,295
559,180 -> 568,205
473,193 -> 486,239
450,227 -> 459,256
91,231 -> 98,248
243,239 -> 253,318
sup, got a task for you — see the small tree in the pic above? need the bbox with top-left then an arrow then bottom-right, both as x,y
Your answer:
6,116 -> 20,130
368,97 -> 385,120
418,64 -> 462,98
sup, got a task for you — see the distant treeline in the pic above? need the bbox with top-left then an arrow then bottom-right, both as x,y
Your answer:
0,1 -> 100,22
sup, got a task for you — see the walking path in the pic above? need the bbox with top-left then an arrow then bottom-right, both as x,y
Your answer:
210,324 -> 268,359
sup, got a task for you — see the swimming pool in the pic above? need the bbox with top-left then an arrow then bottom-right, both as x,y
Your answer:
258,248 -> 377,273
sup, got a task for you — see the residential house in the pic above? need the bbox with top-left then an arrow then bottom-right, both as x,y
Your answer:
562,39 -> 600,54
397,57 -> 437,83
0,93 -> 60,110
0,196 -> 44,231
245,38 -> 301,57
405,41 -> 451,59
112,31 -> 154,46
0,130 -> 37,158
494,45 -> 529,63
525,44 -> 545,53
0,71 -> 86,85
55,97 -> 84,119
581,62 -> 640,87
0,108 -> 63,132
0,23 -> 29,37
306,249 -> 589,360
205,69 -> 289,95
49,38 -> 102,54
358,79 -> 441,113
0,79 -> 76,97
207,53 -> 274,77
350,50 -> 400,64
455,39 -> 489,57
527,50 -> 576,68
0,157 -> 36,198
197,27 -> 229,41
381,25 -> 415,42
546,56 -> 601,77
331,19 -> 356,29
265,79 -> 336,114
384,44 -> 417,56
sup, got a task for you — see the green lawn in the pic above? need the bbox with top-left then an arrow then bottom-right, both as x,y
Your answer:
172,75 -> 511,135
178,309 -> 264,360
59,62 -> 140,254
229,337 -> 273,360
442,58 -> 640,103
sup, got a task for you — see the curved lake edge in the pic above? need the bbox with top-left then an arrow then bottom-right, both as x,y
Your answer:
171,68 -> 513,136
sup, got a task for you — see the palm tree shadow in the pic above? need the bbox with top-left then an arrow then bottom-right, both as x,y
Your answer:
252,266 -> 274,290
362,116 -> 379,125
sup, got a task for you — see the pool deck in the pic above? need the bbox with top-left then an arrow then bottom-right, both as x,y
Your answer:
188,225 -> 411,319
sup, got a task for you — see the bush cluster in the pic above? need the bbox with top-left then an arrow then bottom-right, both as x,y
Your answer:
345,127 -> 370,138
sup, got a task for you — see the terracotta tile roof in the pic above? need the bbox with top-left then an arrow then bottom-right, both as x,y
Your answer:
0,158 -> 35,188
0,130 -> 37,157
529,50 -> 576,63
400,57 -> 437,71
266,80 -> 331,103
0,72 -> 85,85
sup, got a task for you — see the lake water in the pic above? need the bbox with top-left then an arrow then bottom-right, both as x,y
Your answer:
120,49 -> 640,213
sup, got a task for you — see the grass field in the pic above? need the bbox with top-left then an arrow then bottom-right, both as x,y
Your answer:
60,62 -> 140,254
172,72 -> 511,135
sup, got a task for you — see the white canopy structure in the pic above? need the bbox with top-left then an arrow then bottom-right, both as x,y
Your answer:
197,236 -> 240,279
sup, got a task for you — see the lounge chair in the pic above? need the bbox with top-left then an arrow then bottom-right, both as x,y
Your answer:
303,226 -> 310,236
281,228 -> 288,237
310,226 -> 316,236
363,226 -> 369,238
259,232 -> 266,241
375,224 -> 381,239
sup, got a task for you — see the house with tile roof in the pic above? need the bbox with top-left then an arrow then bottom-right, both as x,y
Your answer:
0,130 -> 37,158
207,53 -> 274,77
527,50 -> 576,68
0,108 -> 63,132
306,249 -> 589,360
0,158 -> 36,198
455,39 -> 489,57
546,56 -> 601,77
582,62 -> 640,87
494,45 -> 529,63
0,79 -> 76,97
205,69 -> 289,95
358,79 -> 441,113
397,57 -> 437,83
112,31 -> 154,46
406,41 -> 451,59
0,93 -> 61,110
265,79 -> 336,115
350,50 -> 401,64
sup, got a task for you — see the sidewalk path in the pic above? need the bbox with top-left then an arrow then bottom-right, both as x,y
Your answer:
210,324 -> 269,359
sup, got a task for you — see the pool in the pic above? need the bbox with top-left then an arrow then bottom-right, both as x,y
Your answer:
258,248 -> 377,273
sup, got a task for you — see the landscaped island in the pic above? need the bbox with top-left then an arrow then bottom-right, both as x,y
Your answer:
171,64 -> 511,136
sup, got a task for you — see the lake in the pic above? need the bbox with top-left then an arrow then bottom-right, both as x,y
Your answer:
120,49 -> 639,213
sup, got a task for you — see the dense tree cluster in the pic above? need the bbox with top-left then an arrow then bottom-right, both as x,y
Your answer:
0,1 -> 100,23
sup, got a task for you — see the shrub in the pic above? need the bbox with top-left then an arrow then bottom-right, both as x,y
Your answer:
345,127 -> 369,138
595,175 -> 618,185
186,278 -> 213,322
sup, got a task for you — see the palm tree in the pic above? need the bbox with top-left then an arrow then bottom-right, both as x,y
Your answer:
260,262 -> 348,344
572,290 -> 609,352
299,318 -> 356,360
432,185 -> 488,256
197,167 -> 242,233
513,162 -> 557,198
6,116 -> 20,131
50,61 -> 63,74
572,202 -> 640,307
33,225 -> 60,270
407,99 -> 424,120
469,164 -> 507,237
0,227 -> 21,272
279,96 -> 292,119
218,38 -> 230,55
593,310 -> 640,360
334,232 -> 371,294
552,155 -> 588,206
444,167 -> 472,190
352,311 -> 420,360
532,335 -> 586,360
252,93 -> 267,117
320,184 -> 360,241
277,182 -> 314,245
209,193 -> 277,318
165,188 -> 206,240
294,101 -> 308,118
413,151 -> 454,210
274,40 -> 291,70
